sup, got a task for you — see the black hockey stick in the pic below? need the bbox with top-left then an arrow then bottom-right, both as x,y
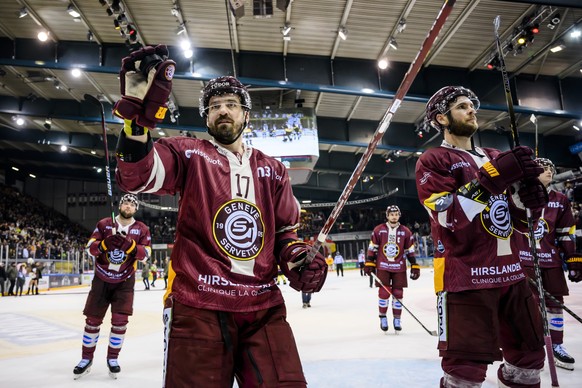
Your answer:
493,16 -> 559,387
305,0 -> 458,264
84,94 -> 117,234
528,277 -> 582,325
371,272 -> 437,336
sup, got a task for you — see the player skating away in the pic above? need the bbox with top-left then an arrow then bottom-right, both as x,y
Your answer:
415,86 -> 548,387
364,205 -> 419,333
73,194 -> 151,380
112,45 -> 327,387
511,157 -> 582,370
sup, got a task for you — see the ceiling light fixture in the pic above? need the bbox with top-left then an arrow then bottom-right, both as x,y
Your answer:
571,29 -> 581,39
44,117 -> 52,130
67,4 -> 81,18
12,166 -> 19,171
90,149 -> 97,155
338,26 -> 348,41
550,43 -> 565,53
71,68 -> 82,77
281,23 -> 291,36
389,38 -> 398,50
378,58 -> 389,69
29,174 -> 36,179
573,125 -> 580,131
176,24 -> 186,35
396,19 -> 407,33
60,145 -> 68,152
38,31 -> 49,42
127,24 -> 137,41
18,7 -> 28,18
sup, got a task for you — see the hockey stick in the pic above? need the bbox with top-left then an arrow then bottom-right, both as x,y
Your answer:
493,16 -> 559,387
306,0 -> 457,263
84,94 -> 117,234
371,272 -> 437,336
528,277 -> 582,325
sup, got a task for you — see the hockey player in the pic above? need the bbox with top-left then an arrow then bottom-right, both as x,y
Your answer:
415,86 -> 549,387
364,205 -> 419,332
512,157 -> 582,370
73,193 -> 151,380
113,45 -> 327,387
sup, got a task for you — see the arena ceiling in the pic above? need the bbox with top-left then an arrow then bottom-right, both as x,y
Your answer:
0,0 -> 581,205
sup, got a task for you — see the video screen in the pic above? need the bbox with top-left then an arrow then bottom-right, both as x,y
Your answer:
245,108 -> 319,158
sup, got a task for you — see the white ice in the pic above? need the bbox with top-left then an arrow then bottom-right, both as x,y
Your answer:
1,268 -> 581,387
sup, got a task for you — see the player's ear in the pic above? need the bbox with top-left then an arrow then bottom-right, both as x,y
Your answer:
436,113 -> 448,127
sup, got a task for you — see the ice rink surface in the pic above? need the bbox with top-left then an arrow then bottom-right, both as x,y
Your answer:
1,267 -> 581,387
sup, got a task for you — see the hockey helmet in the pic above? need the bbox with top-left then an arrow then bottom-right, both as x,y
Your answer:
536,157 -> 555,175
199,76 -> 252,118
119,193 -> 139,210
424,86 -> 480,132
386,205 -> 401,217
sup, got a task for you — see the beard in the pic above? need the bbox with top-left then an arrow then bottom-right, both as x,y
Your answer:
208,116 -> 245,145
119,209 -> 135,220
448,115 -> 478,137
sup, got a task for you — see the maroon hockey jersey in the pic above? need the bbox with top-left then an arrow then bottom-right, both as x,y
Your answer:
368,223 -> 415,272
511,189 -> 576,268
116,138 -> 299,312
416,143 -> 527,293
86,216 -> 151,283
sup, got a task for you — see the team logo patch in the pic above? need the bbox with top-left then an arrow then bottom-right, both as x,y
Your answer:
534,218 -> 548,241
108,249 -> 127,265
437,240 -> 445,253
480,194 -> 512,239
165,64 -> 175,81
383,243 -> 400,261
213,199 -> 265,261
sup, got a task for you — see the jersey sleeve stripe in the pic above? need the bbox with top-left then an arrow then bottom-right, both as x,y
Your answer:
139,148 -> 166,194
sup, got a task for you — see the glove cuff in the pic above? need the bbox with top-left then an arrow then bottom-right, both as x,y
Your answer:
123,119 -> 149,137
116,130 -> 153,163
99,240 -> 107,253
476,164 -> 506,195
566,255 -> 582,265
411,264 -> 420,270
364,261 -> 376,268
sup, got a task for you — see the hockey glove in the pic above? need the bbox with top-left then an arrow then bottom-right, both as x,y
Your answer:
279,241 -> 327,293
475,146 -> 543,195
113,45 -> 176,129
363,260 -> 376,276
516,178 -> 548,210
566,254 -> 582,283
100,234 -> 137,256
410,264 -> 420,280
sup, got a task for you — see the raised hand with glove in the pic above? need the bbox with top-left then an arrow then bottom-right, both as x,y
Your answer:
99,233 -> 137,256
113,45 -> 176,129
279,241 -> 327,293
566,254 -> 582,283
476,146 -> 544,195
